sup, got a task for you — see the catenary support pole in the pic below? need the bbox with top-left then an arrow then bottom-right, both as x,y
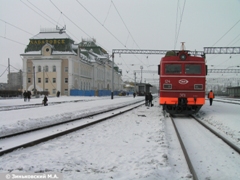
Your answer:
111,53 -> 114,99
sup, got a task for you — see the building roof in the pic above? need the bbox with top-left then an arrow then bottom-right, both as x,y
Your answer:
30,31 -> 74,41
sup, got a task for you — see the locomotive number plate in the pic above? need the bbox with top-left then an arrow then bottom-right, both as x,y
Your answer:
179,93 -> 186,97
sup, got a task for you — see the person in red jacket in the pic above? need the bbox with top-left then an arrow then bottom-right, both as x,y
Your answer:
208,90 -> 215,106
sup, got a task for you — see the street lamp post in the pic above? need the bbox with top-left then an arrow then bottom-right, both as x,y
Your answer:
140,66 -> 143,83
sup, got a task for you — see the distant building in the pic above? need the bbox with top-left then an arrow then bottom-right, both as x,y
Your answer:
226,86 -> 240,97
7,70 -> 22,90
20,28 -> 123,96
0,83 -> 8,90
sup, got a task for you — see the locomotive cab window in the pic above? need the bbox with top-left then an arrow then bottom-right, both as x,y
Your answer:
165,64 -> 181,74
185,64 -> 201,74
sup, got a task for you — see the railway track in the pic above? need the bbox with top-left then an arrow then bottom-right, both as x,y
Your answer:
0,99 -> 95,111
170,114 -> 240,180
0,101 -> 145,156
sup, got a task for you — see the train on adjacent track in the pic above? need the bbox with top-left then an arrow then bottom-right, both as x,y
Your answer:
158,48 -> 207,114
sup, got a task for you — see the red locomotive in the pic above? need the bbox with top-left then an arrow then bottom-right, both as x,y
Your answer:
158,48 -> 207,114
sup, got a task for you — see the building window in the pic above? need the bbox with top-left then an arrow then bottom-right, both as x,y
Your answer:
53,65 -> 56,72
65,78 -> 68,83
65,67 -> 68,72
52,89 -> 56,94
45,78 -> 48,83
28,78 -> 31,83
64,89 -> 68,95
38,78 -> 41,83
27,67 -> 31,73
38,66 -> 41,72
53,78 -> 56,83
44,66 -> 48,72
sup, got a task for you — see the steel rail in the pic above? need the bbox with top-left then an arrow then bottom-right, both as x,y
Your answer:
0,101 -> 145,156
0,99 -> 144,139
170,115 -> 198,180
191,115 -> 240,154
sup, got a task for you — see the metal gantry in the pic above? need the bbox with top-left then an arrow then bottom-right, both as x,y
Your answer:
208,69 -> 240,73
204,47 -> 240,54
112,49 -> 204,56
111,47 -> 240,98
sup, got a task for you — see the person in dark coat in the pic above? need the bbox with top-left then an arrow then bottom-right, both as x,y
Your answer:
23,91 -> 27,102
208,90 -> 215,106
133,92 -> 136,98
43,95 -> 48,106
57,91 -> 60,97
148,92 -> 153,107
27,91 -> 31,102
145,92 -> 149,106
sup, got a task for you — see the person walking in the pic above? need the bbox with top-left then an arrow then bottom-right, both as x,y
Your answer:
133,92 -> 136,98
23,91 -> 27,102
57,91 -> 60,97
27,91 -> 31,102
148,92 -> 153,107
42,95 -> 48,106
208,90 -> 215,106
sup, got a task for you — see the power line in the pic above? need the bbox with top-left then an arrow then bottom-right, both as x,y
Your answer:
111,0 -> 141,49
0,36 -> 26,46
211,18 -> 240,47
103,1 -> 112,25
20,0 -> 56,25
74,0 -> 147,66
75,0 -> 127,48
0,66 -> 9,77
25,0 -> 80,42
174,0 -> 186,50
0,19 -> 33,36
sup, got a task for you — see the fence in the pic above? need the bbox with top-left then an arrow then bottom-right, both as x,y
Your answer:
70,89 -> 120,96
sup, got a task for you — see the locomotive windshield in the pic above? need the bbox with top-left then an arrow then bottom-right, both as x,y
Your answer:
185,64 -> 201,74
165,64 -> 181,74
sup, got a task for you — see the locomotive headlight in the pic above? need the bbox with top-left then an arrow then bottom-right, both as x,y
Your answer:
163,84 -> 172,89
180,54 -> 187,60
194,84 -> 203,90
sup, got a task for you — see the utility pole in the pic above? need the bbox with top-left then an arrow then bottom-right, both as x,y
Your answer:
111,53 -> 114,99
134,72 -> 136,93
140,66 -> 143,83
33,66 -> 36,96
8,58 -> 10,85
43,67 -> 45,92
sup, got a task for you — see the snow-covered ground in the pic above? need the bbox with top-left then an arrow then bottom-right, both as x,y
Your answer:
0,95 -> 239,179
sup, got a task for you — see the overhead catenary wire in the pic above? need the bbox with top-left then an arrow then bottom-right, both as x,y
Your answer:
74,0 -> 147,67
103,1 -> 112,26
20,0 -> 56,26
0,19 -> 34,36
24,0 -> 80,42
211,18 -> 240,47
174,0 -> 186,50
0,35 -> 26,46
111,0 -> 141,49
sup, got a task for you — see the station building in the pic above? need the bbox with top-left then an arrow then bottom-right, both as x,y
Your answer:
226,86 -> 240,97
21,29 -> 123,96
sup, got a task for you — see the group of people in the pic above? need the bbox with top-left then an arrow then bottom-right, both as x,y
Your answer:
23,90 -> 32,102
145,92 -> 153,107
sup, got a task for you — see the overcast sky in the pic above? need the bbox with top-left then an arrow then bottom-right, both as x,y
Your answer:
0,0 -> 240,84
